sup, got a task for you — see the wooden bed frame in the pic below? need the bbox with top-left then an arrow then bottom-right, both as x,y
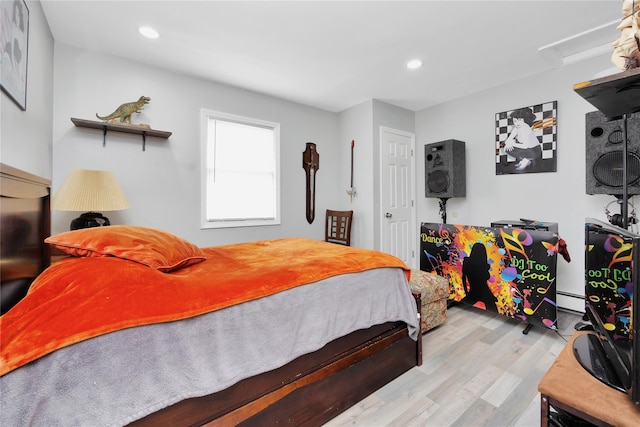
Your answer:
0,162 -> 422,426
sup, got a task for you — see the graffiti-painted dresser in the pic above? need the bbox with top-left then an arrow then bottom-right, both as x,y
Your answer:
420,222 -> 559,331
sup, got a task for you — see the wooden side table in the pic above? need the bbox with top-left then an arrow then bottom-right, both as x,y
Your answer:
538,331 -> 640,427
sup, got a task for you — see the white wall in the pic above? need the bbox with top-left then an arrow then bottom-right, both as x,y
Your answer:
336,100 -> 414,252
0,0 -> 53,179
34,5 -> 630,312
338,101 -> 374,248
415,54 -> 619,312
51,43 -> 339,247
52,39 -> 616,312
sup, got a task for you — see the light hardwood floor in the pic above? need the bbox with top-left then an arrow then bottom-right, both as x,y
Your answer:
324,304 -> 584,427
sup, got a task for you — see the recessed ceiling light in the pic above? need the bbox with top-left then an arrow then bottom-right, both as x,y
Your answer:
139,26 -> 159,39
407,59 -> 422,69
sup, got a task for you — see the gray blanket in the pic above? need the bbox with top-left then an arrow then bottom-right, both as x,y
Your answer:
0,267 -> 418,426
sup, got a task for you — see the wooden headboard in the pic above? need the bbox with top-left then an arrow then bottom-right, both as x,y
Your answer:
0,163 -> 51,314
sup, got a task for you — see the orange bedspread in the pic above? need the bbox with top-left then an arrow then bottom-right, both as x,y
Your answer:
1,238 -> 409,376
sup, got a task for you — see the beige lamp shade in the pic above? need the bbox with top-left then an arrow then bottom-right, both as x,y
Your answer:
52,169 -> 130,212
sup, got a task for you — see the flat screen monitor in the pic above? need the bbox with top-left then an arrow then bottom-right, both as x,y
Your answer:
576,218 -> 640,405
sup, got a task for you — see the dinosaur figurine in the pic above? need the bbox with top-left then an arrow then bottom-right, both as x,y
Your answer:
611,0 -> 640,71
96,96 -> 151,124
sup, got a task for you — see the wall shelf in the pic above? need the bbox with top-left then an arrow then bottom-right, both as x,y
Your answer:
573,67 -> 640,119
70,117 -> 172,151
574,67 -> 640,229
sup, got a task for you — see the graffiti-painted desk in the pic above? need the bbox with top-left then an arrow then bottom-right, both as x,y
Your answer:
420,222 -> 558,331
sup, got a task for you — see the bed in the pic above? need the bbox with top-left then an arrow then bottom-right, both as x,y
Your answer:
0,163 -> 421,426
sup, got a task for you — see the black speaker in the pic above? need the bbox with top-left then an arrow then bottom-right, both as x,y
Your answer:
585,111 -> 640,195
425,139 -> 466,198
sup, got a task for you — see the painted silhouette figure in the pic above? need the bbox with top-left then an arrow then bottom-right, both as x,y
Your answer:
462,243 -> 496,310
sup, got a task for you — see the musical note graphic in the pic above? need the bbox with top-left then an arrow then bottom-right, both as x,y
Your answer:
500,229 -> 531,262
604,302 -> 617,331
422,250 -> 440,271
524,297 -> 557,316
605,235 -> 633,269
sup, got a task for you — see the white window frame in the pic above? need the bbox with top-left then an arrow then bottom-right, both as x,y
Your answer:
200,109 -> 281,229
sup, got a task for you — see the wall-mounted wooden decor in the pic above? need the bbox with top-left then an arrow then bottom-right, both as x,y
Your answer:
302,142 -> 319,224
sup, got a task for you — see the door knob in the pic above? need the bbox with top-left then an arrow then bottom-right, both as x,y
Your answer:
385,212 -> 392,218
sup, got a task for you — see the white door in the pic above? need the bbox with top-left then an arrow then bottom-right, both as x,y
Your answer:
380,127 -> 416,266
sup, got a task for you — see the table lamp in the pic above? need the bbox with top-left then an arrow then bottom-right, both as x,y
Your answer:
52,169 -> 130,230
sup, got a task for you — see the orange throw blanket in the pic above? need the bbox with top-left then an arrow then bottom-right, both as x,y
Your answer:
1,238 -> 409,376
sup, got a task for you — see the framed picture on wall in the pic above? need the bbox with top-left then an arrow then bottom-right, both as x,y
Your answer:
1,0 -> 29,111
495,101 -> 557,175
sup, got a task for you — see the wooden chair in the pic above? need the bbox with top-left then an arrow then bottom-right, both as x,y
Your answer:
325,209 -> 353,246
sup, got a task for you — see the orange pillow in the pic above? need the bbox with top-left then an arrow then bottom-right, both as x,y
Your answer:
45,225 -> 206,272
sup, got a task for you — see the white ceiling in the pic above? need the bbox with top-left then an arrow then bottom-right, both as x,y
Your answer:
40,0 -> 623,112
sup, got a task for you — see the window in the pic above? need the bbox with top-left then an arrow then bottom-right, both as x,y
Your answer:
201,109 -> 280,228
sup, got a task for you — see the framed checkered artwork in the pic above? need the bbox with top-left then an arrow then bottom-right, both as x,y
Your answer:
495,101 -> 557,175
